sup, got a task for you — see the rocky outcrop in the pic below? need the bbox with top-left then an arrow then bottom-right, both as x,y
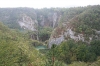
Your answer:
49,35 -> 64,48
18,14 -> 37,31
64,28 -> 84,42
37,12 -> 59,28
96,31 -> 100,35
48,22 -> 93,48
53,13 -> 58,28
48,28 -> 85,48
0,8 -> 62,30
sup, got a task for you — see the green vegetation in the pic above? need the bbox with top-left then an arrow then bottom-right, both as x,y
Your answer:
0,22 -> 45,66
91,40 -> 100,56
39,27 -> 53,41
46,39 -> 100,65
71,5 -> 100,36
1,5 -> 100,66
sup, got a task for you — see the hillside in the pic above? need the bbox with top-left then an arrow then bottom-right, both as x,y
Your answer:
49,5 -> 100,47
0,7 -> 86,30
0,6 -> 94,41
0,6 -> 99,30
0,22 -> 45,66
0,5 -> 100,66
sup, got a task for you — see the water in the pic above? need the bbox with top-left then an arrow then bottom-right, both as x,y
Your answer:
35,46 -> 46,50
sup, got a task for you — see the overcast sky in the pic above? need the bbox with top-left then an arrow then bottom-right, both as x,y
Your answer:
0,0 -> 100,8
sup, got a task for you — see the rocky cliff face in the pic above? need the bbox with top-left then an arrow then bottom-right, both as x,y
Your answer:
0,7 -> 83,30
49,26 -> 100,48
17,12 -> 60,31
37,12 -> 60,28
0,6 -> 100,48
0,8 -> 61,30
18,14 -> 37,31
48,22 -> 85,48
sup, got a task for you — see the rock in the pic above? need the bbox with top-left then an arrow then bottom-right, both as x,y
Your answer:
96,31 -> 100,35
48,35 -> 64,48
49,28 -> 85,48
18,14 -> 37,31
53,13 -> 58,28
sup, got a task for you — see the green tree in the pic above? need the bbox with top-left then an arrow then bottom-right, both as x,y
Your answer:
53,40 -> 77,64
0,39 -> 18,66
91,40 -> 100,56
76,44 -> 96,62
39,27 -> 52,41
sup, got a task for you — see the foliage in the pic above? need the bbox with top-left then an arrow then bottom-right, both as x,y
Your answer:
0,5 -> 99,31
0,22 -> 44,66
76,44 -> 97,62
45,44 -> 67,66
39,27 -> 53,41
30,40 -> 45,46
1,5 -> 100,66
46,40 -> 98,64
90,40 -> 100,56
68,58 -> 100,66
72,5 -> 100,36
68,62 -> 88,66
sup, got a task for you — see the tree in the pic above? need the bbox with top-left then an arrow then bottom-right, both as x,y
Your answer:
39,27 -> 52,41
46,44 -> 57,66
76,44 -> 96,62
0,39 -> 18,66
54,40 -> 77,64
91,40 -> 100,56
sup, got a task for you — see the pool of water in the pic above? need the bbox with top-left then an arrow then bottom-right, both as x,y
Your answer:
35,46 -> 47,50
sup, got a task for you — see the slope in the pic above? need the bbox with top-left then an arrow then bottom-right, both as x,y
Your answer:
49,5 -> 100,47
0,22 -> 45,66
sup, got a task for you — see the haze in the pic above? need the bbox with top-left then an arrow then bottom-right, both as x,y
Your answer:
0,0 -> 100,8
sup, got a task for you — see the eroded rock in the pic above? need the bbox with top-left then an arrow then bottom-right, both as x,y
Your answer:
18,14 -> 37,31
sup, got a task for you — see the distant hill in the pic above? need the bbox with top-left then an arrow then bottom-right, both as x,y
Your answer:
0,5 -> 100,45
0,7 -> 87,30
1,5 -> 100,66
48,5 -> 100,48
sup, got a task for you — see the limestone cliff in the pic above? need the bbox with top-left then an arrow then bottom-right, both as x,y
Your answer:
0,7 -> 83,30
0,6 -> 100,47
48,22 -> 85,48
18,14 -> 37,31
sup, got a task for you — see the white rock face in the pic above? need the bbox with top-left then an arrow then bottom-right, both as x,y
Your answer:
53,13 -> 57,28
49,28 -> 85,48
95,31 -> 100,34
49,35 -> 64,48
64,29 -> 84,42
18,14 -> 37,31
39,15 -> 45,26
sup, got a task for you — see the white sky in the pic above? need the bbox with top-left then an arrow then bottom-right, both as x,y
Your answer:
0,0 -> 100,8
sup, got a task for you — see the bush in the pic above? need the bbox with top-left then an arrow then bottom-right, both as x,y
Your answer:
31,40 -> 44,46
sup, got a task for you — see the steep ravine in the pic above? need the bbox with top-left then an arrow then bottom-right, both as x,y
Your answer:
0,7 -> 84,30
49,19 -> 96,48
0,6 -> 100,48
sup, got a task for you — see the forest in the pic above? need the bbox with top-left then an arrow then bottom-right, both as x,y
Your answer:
0,5 -> 100,66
